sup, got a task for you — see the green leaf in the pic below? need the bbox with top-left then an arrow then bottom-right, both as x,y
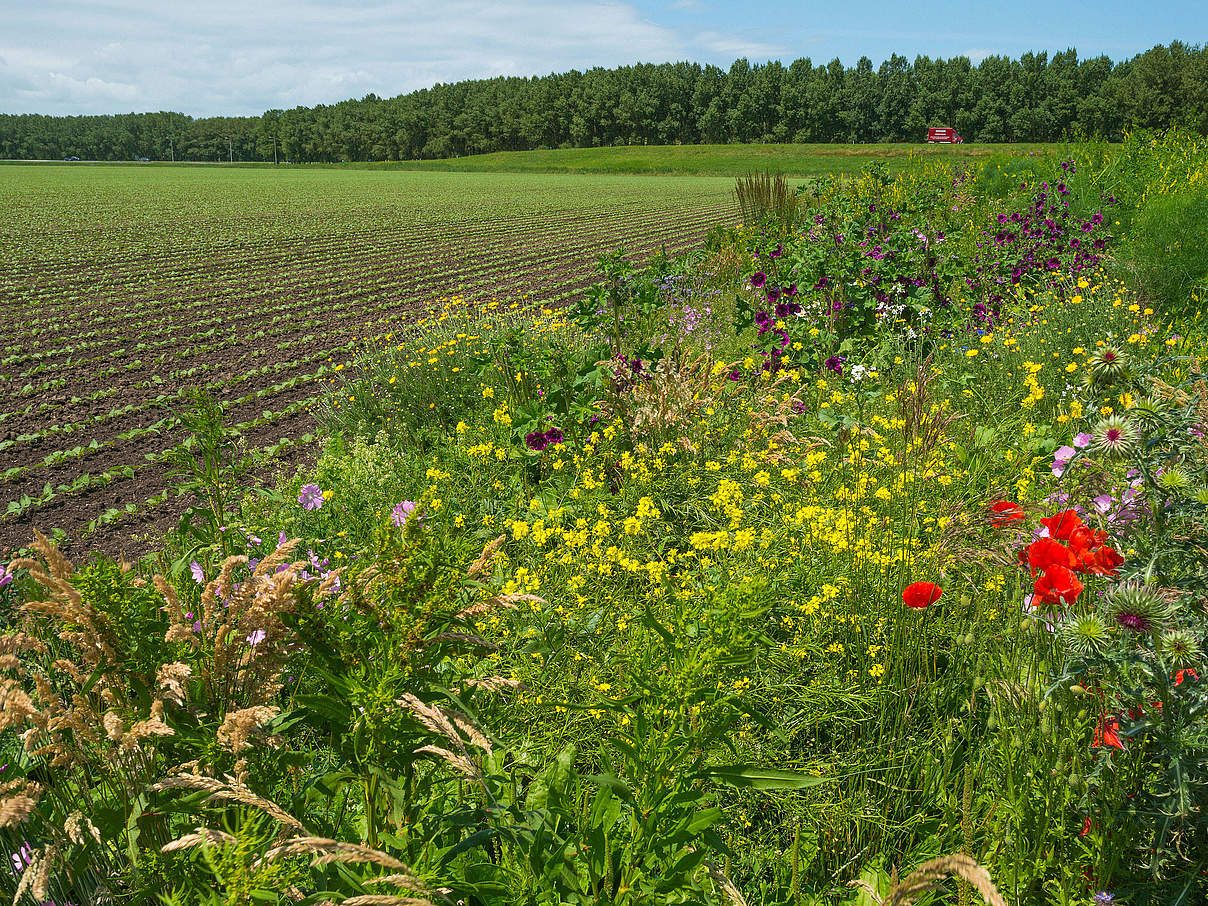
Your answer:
703,765 -> 825,790
526,742 -> 578,811
588,772 -> 635,806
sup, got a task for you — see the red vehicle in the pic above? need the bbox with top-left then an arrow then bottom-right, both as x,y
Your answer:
927,127 -> 963,143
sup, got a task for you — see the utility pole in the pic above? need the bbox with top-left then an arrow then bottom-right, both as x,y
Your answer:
169,137 -> 174,162
273,139 -> 278,165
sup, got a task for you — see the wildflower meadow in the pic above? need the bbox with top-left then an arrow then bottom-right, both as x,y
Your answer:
2,130 -> 1208,906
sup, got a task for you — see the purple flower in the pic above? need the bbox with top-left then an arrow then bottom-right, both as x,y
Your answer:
11,841 -> 32,871
278,530 -> 289,547
825,356 -> 844,374
1073,432 -> 1092,448
545,427 -> 564,445
392,500 -> 417,528
1116,612 -> 1149,632
750,272 -> 767,289
525,432 -> 549,452
299,484 -> 324,511
190,561 -> 205,584
246,629 -> 266,647
0,564 -> 12,589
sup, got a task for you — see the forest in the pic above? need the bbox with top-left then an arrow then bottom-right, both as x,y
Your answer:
0,41 -> 1205,163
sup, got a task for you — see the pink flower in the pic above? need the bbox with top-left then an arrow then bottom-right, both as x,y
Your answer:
1073,432 -> 1093,448
246,629 -> 266,647
392,501 -> 417,528
1052,445 -> 1077,477
299,484 -> 324,511
189,561 -> 205,584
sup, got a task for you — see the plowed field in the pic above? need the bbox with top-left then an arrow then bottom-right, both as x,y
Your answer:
0,165 -> 734,557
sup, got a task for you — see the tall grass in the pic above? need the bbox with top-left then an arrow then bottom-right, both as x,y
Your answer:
734,171 -> 801,229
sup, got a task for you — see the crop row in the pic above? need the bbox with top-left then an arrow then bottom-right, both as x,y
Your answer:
2,206 -> 725,349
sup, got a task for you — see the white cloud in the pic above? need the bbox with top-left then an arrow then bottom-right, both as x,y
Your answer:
693,30 -> 786,61
962,47 -> 995,64
0,0 -> 688,115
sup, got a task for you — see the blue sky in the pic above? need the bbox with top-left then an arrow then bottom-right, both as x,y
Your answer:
0,0 -> 1203,116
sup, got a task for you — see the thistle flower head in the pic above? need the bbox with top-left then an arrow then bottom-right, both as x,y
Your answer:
1103,582 -> 1172,634
1087,344 -> 1128,384
1091,415 -> 1139,458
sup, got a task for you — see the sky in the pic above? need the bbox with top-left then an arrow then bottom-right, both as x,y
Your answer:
0,0 -> 1204,116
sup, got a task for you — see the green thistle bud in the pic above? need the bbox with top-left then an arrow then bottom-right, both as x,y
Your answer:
1157,467 -> 1192,492
1061,613 -> 1112,658
1159,629 -> 1202,667
1130,394 -> 1165,425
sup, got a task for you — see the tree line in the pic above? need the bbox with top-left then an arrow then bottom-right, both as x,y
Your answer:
2,42 -> 1205,162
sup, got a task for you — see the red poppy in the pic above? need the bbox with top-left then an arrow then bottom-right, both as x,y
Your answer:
1067,525 -> 1095,553
1080,816 -> 1093,837
1041,509 -> 1085,541
1176,668 -> 1200,686
1027,537 -> 1075,575
903,581 -> 943,609
1092,714 -> 1124,750
989,500 -> 1025,527
1034,564 -> 1083,605
1083,545 -> 1124,577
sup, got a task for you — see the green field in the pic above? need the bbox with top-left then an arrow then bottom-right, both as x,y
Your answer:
362,142 -> 1053,176
9,141 -> 1058,177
